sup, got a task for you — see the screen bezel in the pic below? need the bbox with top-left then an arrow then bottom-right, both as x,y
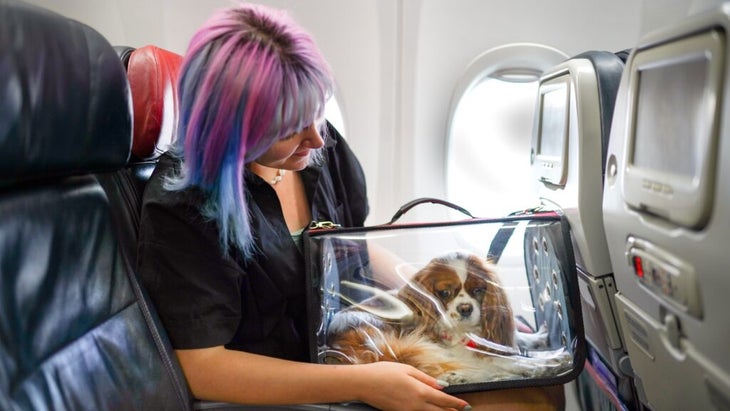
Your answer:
533,74 -> 571,187
622,29 -> 725,229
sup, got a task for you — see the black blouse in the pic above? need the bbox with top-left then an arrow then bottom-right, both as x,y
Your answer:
136,127 -> 368,361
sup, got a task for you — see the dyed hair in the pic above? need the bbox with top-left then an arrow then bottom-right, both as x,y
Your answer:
167,2 -> 334,258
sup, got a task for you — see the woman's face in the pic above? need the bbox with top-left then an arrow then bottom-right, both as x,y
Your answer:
254,124 -> 324,170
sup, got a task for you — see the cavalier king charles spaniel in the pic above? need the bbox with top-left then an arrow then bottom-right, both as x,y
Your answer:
324,251 -> 572,384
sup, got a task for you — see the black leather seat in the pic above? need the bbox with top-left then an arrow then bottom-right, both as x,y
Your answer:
0,1 -> 191,409
114,45 -> 136,70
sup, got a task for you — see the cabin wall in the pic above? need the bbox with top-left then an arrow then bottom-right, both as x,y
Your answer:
400,1 -> 643,223
26,0 -> 712,223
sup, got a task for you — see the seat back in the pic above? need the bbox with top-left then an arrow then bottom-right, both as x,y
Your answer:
97,44 -> 182,264
127,45 -> 182,163
114,45 -> 136,70
603,5 -> 730,410
532,50 -> 624,275
0,1 -> 190,409
530,51 -> 641,409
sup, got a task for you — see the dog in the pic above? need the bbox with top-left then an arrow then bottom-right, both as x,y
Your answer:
323,251 -> 572,384
396,251 -> 516,353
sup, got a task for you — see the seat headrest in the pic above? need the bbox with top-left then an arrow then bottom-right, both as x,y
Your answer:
114,45 -> 136,70
0,0 -> 132,186
127,45 -> 183,160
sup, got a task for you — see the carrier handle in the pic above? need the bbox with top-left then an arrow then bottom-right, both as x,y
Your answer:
387,197 -> 474,225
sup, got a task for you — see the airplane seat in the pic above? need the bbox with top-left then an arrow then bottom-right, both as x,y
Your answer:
613,49 -> 630,64
96,44 -> 182,264
570,51 -> 626,180
126,44 -> 181,165
113,45 -> 136,70
530,50 -> 641,410
0,1 -> 191,409
603,5 -> 730,410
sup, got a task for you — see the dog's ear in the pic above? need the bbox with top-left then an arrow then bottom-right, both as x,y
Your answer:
397,263 -> 443,325
469,256 -> 516,349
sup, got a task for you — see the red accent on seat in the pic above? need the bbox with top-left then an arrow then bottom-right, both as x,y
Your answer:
127,45 -> 183,160
632,256 -> 644,278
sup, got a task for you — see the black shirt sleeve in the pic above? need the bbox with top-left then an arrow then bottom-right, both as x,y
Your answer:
136,156 -> 243,349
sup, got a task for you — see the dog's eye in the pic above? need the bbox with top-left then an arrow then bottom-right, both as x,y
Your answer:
471,287 -> 486,298
437,289 -> 452,299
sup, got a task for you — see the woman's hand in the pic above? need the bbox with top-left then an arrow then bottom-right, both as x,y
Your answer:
352,362 -> 471,411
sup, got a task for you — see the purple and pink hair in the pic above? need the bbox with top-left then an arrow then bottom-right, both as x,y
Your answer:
166,2 -> 334,257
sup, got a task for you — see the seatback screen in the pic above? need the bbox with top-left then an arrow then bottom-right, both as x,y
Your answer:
632,56 -> 709,180
538,84 -> 569,158
623,29 -> 724,229
533,75 -> 570,186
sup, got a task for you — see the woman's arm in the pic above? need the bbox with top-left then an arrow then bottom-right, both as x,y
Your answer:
176,346 -> 472,411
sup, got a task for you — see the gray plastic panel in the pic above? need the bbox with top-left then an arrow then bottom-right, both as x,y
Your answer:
534,60 -> 613,278
533,56 -> 629,381
603,5 -> 730,410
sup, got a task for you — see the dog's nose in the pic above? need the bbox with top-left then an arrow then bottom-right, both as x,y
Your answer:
457,303 -> 473,317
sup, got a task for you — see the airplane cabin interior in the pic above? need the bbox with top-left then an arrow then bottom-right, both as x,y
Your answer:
1,0 -> 729,410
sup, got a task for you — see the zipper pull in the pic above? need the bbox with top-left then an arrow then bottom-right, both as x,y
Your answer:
509,204 -> 546,216
308,220 -> 342,230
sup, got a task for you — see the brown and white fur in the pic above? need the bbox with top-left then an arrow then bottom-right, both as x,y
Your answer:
324,251 -> 572,384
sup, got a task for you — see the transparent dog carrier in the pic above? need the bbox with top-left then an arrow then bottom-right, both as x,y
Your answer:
303,199 -> 586,393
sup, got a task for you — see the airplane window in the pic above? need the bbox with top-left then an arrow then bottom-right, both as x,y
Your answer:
448,76 -> 539,217
446,44 -> 567,218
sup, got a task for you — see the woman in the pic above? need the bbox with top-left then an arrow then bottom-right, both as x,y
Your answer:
137,3 -> 562,410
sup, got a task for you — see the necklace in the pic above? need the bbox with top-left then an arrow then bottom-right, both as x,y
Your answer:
269,169 -> 286,185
